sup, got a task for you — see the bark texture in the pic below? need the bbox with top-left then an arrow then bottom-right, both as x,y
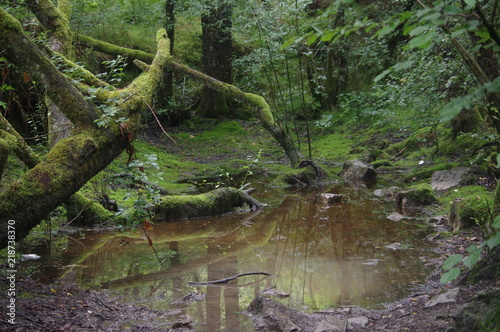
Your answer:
198,1 -> 233,118
0,7 -> 172,248
73,34 -> 304,166
155,187 -> 266,221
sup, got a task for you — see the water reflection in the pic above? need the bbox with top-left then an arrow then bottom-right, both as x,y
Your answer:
23,184 -> 437,331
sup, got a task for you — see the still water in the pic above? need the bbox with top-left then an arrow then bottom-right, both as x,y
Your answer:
22,182 -> 438,331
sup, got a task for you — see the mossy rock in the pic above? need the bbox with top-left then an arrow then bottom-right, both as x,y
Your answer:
387,127 -> 435,155
270,167 -> 321,187
448,196 -> 492,231
396,183 -> 438,210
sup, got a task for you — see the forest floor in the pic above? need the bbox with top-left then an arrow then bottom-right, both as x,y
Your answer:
1,121 -> 500,331
1,227 -> 498,331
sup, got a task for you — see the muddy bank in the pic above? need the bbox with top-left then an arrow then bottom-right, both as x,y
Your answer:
1,226 -> 498,331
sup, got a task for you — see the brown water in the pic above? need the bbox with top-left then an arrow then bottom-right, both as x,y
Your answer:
21,183 -> 438,331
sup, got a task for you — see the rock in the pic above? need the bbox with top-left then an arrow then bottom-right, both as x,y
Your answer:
387,212 -> 405,221
448,199 -> 471,231
452,287 -> 500,331
428,215 -> 446,224
247,297 -> 347,332
340,159 -> 377,181
374,186 -> 400,198
259,288 -> 290,298
424,287 -> 460,308
347,316 -> 369,328
395,184 -> 437,212
314,317 -> 346,332
448,197 -> 489,231
315,193 -> 343,204
430,167 -> 478,191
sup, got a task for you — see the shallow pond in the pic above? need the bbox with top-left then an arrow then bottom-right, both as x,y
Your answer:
21,182 -> 438,331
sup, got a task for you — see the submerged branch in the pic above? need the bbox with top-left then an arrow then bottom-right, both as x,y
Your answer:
188,272 -> 272,285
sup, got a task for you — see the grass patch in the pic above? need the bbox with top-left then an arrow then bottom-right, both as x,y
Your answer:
310,133 -> 356,163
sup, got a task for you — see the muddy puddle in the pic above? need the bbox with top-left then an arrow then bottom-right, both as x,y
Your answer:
20,183 -> 438,331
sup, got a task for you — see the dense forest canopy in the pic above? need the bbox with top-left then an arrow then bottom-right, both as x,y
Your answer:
0,0 -> 499,265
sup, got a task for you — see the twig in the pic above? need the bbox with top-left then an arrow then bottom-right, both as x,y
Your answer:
58,208 -> 84,232
189,272 -> 272,285
94,294 -> 116,311
17,312 -> 47,328
139,225 -> 164,267
143,99 -> 176,143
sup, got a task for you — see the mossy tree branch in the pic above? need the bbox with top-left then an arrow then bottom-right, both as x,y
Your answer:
74,35 -> 304,166
76,34 -> 155,64
25,0 -> 74,58
167,61 -> 304,167
0,6 -> 171,248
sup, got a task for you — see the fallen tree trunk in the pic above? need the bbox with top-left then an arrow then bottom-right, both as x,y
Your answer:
0,7 -> 171,249
155,187 -> 266,221
75,33 -> 305,167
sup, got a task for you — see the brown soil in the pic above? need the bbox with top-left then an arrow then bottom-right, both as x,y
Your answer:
1,227 -> 498,331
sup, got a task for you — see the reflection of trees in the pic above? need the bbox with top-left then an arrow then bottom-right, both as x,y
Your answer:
266,185 -> 436,309
51,185 -> 437,321
74,210 -> 275,290
205,244 -> 240,332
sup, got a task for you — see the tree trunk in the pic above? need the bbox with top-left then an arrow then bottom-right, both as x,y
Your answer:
0,7 -> 172,249
26,0 -> 74,146
72,34 -> 305,166
167,60 -> 305,166
197,1 -> 233,118
155,0 -> 176,124
155,187 -> 266,221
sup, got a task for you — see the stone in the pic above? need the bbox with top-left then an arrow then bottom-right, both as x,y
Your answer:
314,317 -> 346,332
374,186 -> 400,198
348,316 -> 369,328
395,184 -> 437,212
315,193 -> 343,204
424,287 -> 460,308
340,159 -> 377,181
430,167 -> 478,191
387,212 -> 405,221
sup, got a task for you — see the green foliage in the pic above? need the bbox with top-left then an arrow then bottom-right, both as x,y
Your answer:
71,0 -> 163,53
119,153 -> 162,226
441,215 -> 500,284
95,55 -> 128,87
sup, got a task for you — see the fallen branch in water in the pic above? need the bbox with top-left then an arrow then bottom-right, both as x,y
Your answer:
188,272 -> 272,285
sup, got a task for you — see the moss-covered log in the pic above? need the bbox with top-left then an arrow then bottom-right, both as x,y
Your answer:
167,61 -> 304,167
155,187 -> 266,221
76,34 -> 155,64
75,35 -> 304,167
0,7 -> 171,249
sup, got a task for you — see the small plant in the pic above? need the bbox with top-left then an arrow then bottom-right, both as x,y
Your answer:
96,55 -> 127,87
440,215 -> 500,284
240,149 -> 262,188
123,153 -> 163,226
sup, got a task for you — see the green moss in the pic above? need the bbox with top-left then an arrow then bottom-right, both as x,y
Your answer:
156,187 -> 245,220
404,183 -> 438,205
310,133 -> 355,163
457,196 -> 492,227
244,93 -> 275,125
437,185 -> 494,219
404,162 -> 458,182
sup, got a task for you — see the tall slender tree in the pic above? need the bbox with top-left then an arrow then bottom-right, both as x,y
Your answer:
197,0 -> 234,118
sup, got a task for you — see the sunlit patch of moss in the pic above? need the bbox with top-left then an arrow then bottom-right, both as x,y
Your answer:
192,120 -> 248,141
435,185 -> 493,215
310,133 -> 356,163
403,162 -> 459,182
